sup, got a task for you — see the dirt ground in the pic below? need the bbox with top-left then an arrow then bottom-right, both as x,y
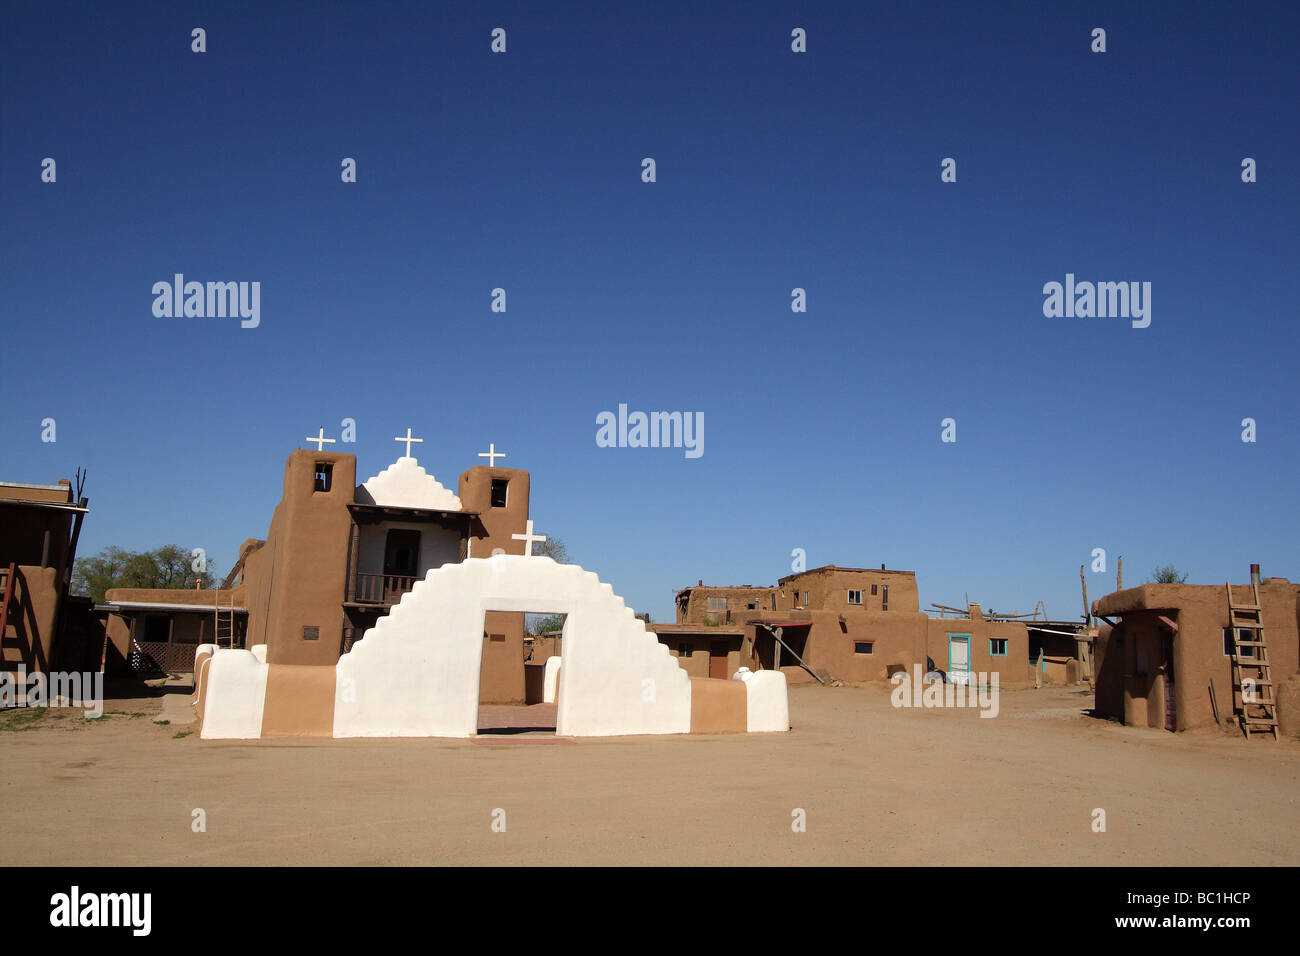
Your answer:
2,681 -> 1297,866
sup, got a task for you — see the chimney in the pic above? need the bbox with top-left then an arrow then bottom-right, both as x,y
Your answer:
880,563 -> 885,570
1250,564 -> 1261,586
698,579 -> 703,587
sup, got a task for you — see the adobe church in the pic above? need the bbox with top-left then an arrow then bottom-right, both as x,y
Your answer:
104,431 -> 536,704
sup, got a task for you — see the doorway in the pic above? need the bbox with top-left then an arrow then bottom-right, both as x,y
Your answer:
1162,632 -> 1176,732
709,640 -> 730,679
948,634 -> 971,685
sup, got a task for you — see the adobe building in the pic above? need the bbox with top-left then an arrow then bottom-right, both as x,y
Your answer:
1091,566 -> 1300,736
102,433 -> 536,705
664,565 -> 1033,686
0,474 -> 101,678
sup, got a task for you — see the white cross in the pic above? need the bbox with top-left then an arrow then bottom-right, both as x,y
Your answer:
305,427 -> 335,451
512,519 -> 546,557
394,428 -> 424,458
478,442 -> 506,467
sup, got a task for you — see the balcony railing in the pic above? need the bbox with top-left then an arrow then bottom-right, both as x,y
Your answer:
350,571 -> 418,606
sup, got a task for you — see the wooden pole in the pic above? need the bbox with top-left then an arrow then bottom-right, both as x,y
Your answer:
1117,555 -> 1123,591
1080,565 -> 1090,626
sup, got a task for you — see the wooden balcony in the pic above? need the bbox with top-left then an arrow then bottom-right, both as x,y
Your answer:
348,571 -> 418,607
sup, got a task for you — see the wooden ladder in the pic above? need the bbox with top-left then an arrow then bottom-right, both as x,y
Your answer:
1226,581 -> 1278,741
214,593 -> 237,649
0,563 -> 16,671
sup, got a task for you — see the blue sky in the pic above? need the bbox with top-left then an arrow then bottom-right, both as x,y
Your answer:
3,1 -> 1297,623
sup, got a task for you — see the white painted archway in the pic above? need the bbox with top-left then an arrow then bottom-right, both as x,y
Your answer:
333,556 -> 691,737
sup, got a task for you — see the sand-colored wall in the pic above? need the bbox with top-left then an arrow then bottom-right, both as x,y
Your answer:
480,609 -> 526,703
2,565 -> 61,672
778,567 -> 921,614
250,451 -> 356,667
925,617 -> 1031,685
675,587 -> 777,625
1092,579 -> 1300,732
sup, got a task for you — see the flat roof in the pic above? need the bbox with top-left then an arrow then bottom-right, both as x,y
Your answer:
99,601 -> 249,613
0,498 -> 88,514
650,623 -> 746,635
348,503 -> 479,520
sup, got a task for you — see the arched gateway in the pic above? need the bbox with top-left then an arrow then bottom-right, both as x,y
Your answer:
196,556 -> 789,739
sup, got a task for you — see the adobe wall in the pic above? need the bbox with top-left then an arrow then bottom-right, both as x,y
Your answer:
458,466 -> 529,557
779,567 -> 921,614
675,586 -> 776,625
656,629 -> 746,678
480,609 -> 526,703
254,451 -> 356,667
925,617 -> 1031,685
1093,579 -> 1300,731
4,565 -> 60,672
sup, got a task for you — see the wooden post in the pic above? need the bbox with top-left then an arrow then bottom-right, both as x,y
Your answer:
1034,648 -> 1044,688
1080,565 -> 1090,626
346,521 -> 360,603
1117,556 -> 1123,591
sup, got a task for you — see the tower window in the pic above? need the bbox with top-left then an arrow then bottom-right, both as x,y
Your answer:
490,479 -> 509,508
314,462 -> 333,492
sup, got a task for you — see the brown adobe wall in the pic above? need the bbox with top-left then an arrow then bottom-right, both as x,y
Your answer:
480,610 -> 526,704
2,565 -> 60,672
458,466 -> 529,557
458,466 -> 531,702
925,618 -> 1031,685
676,587 -> 777,625
251,451 -> 356,667
778,567 -> 920,614
1093,579 -> 1299,732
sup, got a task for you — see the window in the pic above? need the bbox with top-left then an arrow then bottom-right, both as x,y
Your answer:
313,462 -> 333,492
854,641 -> 873,655
871,584 -> 878,596
746,602 -> 758,610
848,589 -> 862,605
490,479 -> 509,508
143,615 -> 170,643
803,591 -> 810,605
706,597 -> 726,612
678,643 -> 692,657
881,585 -> 889,610
1225,627 -> 1256,658
989,637 -> 1008,656
384,529 -> 421,576
302,626 -> 319,641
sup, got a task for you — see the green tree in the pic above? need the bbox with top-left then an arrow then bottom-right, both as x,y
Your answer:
73,544 -> 220,603
525,537 -> 571,635
1149,564 -> 1189,584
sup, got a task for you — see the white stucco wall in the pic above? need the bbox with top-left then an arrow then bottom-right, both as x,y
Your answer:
543,656 -> 562,704
355,457 -> 462,511
733,669 -> 790,732
334,556 -> 691,738
199,648 -> 269,739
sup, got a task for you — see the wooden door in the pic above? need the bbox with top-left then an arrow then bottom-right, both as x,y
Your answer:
709,640 -> 729,679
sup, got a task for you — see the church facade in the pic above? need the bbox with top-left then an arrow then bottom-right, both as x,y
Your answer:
103,434 -> 535,704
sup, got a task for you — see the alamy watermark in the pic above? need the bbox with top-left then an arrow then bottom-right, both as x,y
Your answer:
595,404 -> 703,459
152,274 -> 260,328
1042,273 -> 1150,328
890,666 -> 999,718
1,665 -> 103,718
